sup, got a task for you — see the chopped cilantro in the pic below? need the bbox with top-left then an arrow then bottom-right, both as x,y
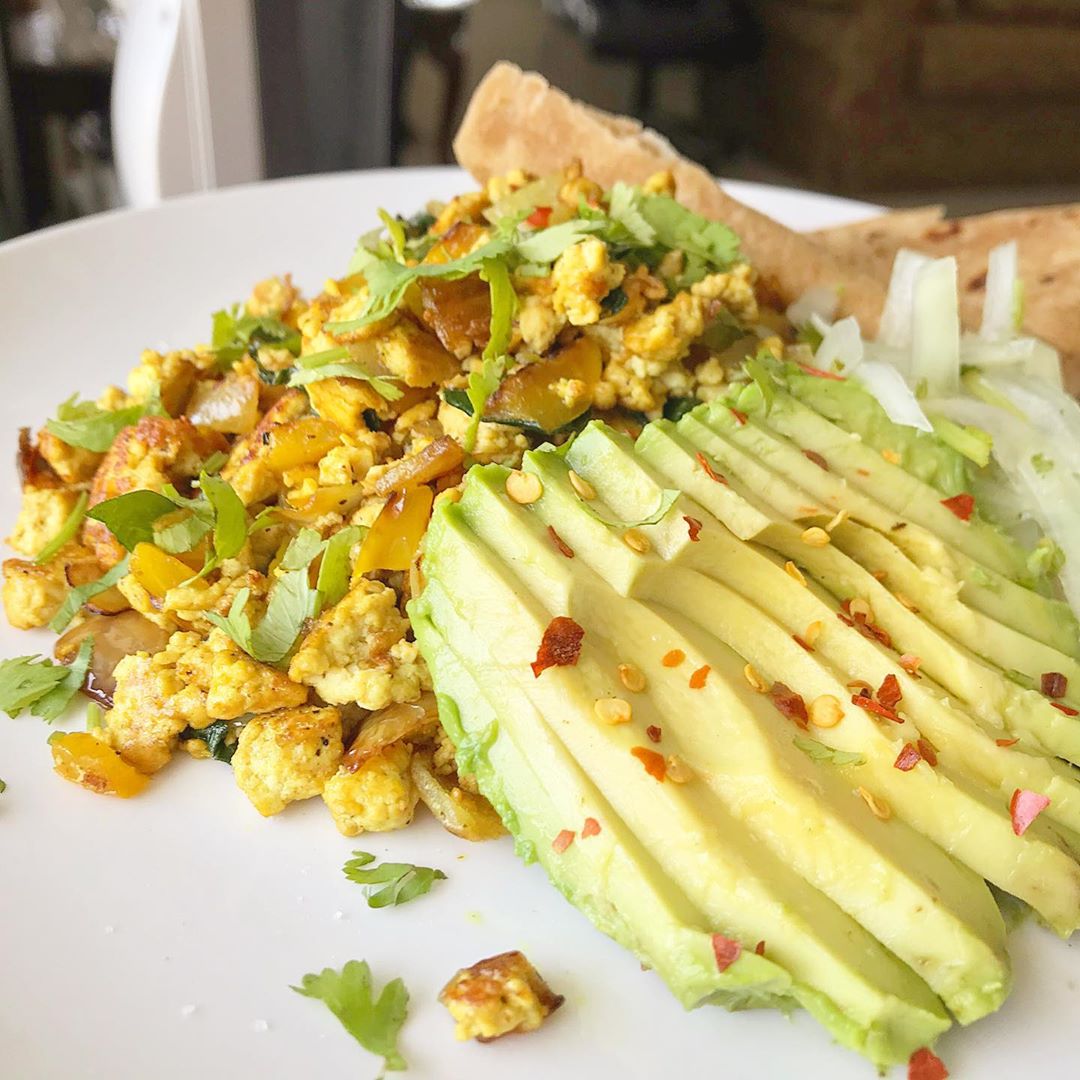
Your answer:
281,527 -> 325,571
212,307 -> 301,368
317,526 -> 363,610
462,258 -> 517,451
291,960 -> 408,1073
1031,452 -> 1054,476
87,490 -> 177,551
793,735 -> 866,767
600,286 -> 628,316
179,718 -> 238,763
0,637 -> 92,721
0,778 -> 6,794
45,392 -> 166,453
287,347 -> 403,400
343,850 -> 447,908
34,491 -> 88,565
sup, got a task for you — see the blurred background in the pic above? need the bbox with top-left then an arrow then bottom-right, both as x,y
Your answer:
1,0 -> 1078,240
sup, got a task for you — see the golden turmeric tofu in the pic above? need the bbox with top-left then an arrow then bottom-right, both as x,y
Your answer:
374,319 -> 459,388
551,238 -> 624,327
202,627 -> 308,720
288,577 -> 431,709
439,951 -> 564,1042
322,741 -> 418,836
7,486 -> 83,557
232,704 -> 343,816
127,349 -> 205,416
2,556 -> 69,629
35,428 -> 102,485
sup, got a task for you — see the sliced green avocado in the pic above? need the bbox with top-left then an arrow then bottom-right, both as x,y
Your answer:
556,424 -> 1080,933
455,462 -> 1010,1022
634,424 -> 1080,825
675,405 -> 1080,659
731,389 -> 1036,586
409,610 -> 799,1012
774,362 -> 972,497
417,497 -> 950,1065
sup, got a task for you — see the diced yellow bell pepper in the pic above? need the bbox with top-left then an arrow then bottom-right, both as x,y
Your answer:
264,417 -> 342,472
353,486 -> 434,574
51,732 -> 150,797
130,542 -> 192,598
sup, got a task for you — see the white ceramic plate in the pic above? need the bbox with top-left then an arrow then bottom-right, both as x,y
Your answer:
1,168 -> 1074,1080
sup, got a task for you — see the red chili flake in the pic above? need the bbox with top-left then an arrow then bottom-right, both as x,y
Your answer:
908,1047 -> 949,1080
711,934 -> 742,972
531,616 -> 585,677
916,738 -> 938,766
729,407 -> 748,426
1051,702 -> 1080,716
683,516 -> 703,542
851,694 -> 903,723
792,634 -> 814,653
631,746 -> 667,782
853,618 -> 893,649
1042,672 -> 1068,699
581,817 -> 601,838
836,611 -> 855,627
689,664 -> 710,689
940,493 -> 975,522
1009,788 -> 1051,836
996,737 -> 1019,748
769,682 -> 809,728
898,653 -> 923,677
645,725 -> 662,743
894,742 -> 922,772
696,451 -> 727,485
525,205 -> 552,228
547,525 -> 575,558
662,649 -> 685,667
877,674 -> 903,709
551,829 -> 575,853
802,449 -> 829,471
754,940 -> 766,956
796,362 -> 845,381
856,468 -> 872,477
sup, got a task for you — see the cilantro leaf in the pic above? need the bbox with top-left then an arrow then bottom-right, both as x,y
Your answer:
45,394 -> 164,453
462,258 -> 516,452
513,218 -> 603,262
793,735 -> 866,767
50,556 -> 131,632
87,490 -> 177,551
212,307 -> 301,368
581,487 -> 679,530
287,347 -> 403,400
281,527 -> 326,571
317,526 -> 363,610
343,850 -> 447,908
605,182 -> 657,246
291,960 -> 408,1073
205,587 -> 254,655
35,491 -> 88,565
377,209 -> 407,261
202,472 -> 248,565
154,511 -> 213,555
638,193 -> 740,278
0,636 -> 92,721
250,569 -> 319,661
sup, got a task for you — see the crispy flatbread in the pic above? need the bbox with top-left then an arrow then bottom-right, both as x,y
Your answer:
454,62 -> 888,331
815,205 -> 1080,395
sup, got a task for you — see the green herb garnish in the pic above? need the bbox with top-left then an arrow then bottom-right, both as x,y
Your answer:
1031,452 -> 1054,476
179,718 -> 238,763
34,491 -> 89,565
793,735 -> 866,767
87,490 -> 177,551
0,637 -> 92,721
50,559 -> 130,632
317,526 -> 363,610
45,393 -> 165,453
286,347 -> 403,400
212,307 -> 301,368
291,960 -> 408,1073
343,850 -> 447,908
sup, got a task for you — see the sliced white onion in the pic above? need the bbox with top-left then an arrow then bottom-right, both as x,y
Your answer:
855,359 -> 933,432
813,315 -> 864,375
786,285 -> 840,329
878,248 -> 932,349
980,241 -> 1020,342
911,256 -> 960,397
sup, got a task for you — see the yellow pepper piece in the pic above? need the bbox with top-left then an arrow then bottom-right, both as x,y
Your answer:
51,732 -> 149,797
354,487 -> 434,574
130,542 -> 192,599
264,417 -> 342,472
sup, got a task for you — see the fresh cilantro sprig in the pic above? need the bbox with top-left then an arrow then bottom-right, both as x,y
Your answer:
793,736 -> 866,767
291,960 -> 409,1073
212,307 -> 301,369
34,491 -> 88,565
343,851 -> 447,908
50,559 -> 130,632
45,387 -> 167,452
286,346 -> 403,400
0,637 -> 93,722
178,719 -> 237,763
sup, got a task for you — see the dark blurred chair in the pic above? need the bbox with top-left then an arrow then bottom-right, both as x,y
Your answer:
543,0 -> 761,163
391,0 -> 478,164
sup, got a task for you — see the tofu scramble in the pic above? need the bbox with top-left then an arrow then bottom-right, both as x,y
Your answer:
2,162 -> 785,837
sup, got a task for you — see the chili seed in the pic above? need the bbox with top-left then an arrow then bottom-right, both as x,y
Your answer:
506,470 -> 543,505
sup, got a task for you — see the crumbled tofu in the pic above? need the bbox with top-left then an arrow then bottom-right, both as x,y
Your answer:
246,274 -> 298,319
202,628 -> 308,719
232,705 -> 343,816
691,263 -> 758,323
374,320 -> 459,388
35,429 -> 102,484
517,294 -> 565,354
322,742 -> 418,835
439,951 -> 564,1042
642,169 -> 676,196
288,578 -> 431,709
620,291 -> 705,367
6,486 -> 83,557
551,239 -> 625,327
437,399 -> 529,466
85,416 -> 226,566
221,389 -> 308,504
485,168 -> 530,203
127,349 -> 205,416
2,555 -> 70,629
162,561 -> 269,634
317,432 -> 391,487
304,376 -> 387,434
431,190 -> 490,235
